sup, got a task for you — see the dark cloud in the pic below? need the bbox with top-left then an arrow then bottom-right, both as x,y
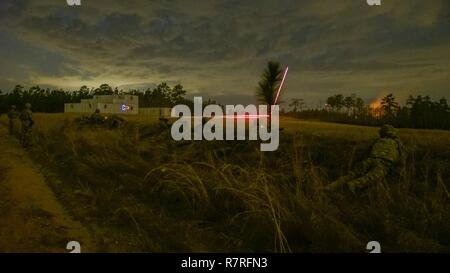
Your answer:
0,0 -> 449,105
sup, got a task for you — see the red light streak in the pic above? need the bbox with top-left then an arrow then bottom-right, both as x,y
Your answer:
185,115 -> 271,119
274,66 -> 289,105
219,114 -> 270,119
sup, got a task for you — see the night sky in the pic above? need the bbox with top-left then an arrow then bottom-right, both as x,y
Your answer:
0,0 -> 449,106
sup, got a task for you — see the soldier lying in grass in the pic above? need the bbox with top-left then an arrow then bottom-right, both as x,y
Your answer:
325,124 -> 407,194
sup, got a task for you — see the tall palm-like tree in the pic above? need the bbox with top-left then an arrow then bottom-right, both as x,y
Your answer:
381,93 -> 399,115
256,61 -> 283,105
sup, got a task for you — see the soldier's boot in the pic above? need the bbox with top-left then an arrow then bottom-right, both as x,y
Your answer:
324,159 -> 372,193
325,175 -> 354,192
20,127 -> 32,147
346,163 -> 388,194
159,118 -> 170,130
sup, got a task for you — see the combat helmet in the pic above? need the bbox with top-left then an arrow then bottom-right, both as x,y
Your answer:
379,124 -> 397,139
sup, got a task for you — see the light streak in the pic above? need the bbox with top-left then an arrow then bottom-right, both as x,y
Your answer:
274,66 -> 289,105
219,114 -> 270,119
185,115 -> 271,119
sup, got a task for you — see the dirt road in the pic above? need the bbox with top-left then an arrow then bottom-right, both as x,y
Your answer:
0,124 -> 94,252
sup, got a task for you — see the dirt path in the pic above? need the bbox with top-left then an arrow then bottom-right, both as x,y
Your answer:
0,124 -> 95,252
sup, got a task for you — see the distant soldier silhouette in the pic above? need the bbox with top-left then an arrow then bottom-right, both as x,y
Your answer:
326,125 -> 406,194
159,117 -> 170,129
90,109 -> 104,124
19,103 -> 34,147
7,105 -> 19,135
106,115 -> 124,128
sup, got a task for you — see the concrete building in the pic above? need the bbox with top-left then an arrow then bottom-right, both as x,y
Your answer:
65,94 -> 139,115
64,94 -> 171,117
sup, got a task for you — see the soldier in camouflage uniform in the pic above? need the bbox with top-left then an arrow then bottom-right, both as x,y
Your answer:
158,117 -> 170,129
106,115 -> 124,129
90,109 -> 104,125
326,125 -> 406,194
7,105 -> 19,135
19,103 -> 34,147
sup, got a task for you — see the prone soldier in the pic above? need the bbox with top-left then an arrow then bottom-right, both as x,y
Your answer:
325,125 -> 406,194
90,109 -> 104,125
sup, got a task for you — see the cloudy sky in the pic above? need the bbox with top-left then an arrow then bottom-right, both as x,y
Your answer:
0,0 -> 449,106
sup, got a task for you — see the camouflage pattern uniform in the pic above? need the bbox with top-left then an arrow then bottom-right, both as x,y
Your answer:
106,115 -> 124,129
159,117 -> 170,129
326,125 -> 406,194
19,103 -> 34,147
7,105 -> 19,135
90,109 -> 104,125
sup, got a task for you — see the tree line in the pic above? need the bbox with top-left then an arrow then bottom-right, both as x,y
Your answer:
288,93 -> 450,130
0,60 -> 280,114
0,83 -> 194,113
1,60 -> 448,131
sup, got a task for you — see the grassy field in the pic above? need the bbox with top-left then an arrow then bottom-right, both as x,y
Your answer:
2,113 -> 450,252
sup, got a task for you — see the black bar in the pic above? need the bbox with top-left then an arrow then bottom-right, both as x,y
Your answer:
0,253 -> 447,272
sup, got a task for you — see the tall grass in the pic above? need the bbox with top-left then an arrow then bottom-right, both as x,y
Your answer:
22,114 -> 450,252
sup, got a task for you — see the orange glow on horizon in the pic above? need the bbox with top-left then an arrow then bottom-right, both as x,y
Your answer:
369,97 -> 383,118
370,97 -> 382,109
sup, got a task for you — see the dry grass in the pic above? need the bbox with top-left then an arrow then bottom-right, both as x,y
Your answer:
9,113 -> 450,252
